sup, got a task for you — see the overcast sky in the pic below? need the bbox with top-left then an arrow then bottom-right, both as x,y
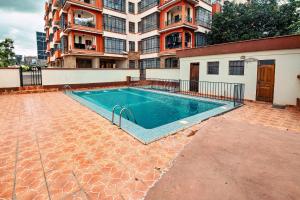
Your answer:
0,0 -> 45,56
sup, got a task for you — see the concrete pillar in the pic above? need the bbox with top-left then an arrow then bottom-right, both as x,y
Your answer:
92,57 -> 100,68
160,57 -> 165,69
64,56 -> 76,68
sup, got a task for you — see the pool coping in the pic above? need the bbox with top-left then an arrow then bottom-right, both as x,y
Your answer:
65,87 -> 240,144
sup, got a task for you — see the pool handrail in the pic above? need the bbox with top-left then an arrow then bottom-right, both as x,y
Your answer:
112,104 -> 122,125
119,107 -> 137,128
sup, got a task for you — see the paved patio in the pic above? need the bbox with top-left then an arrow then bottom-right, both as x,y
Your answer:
145,117 -> 300,200
0,92 -> 299,200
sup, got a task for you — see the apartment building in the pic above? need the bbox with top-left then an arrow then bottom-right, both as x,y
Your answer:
44,0 -> 217,69
36,32 -> 47,60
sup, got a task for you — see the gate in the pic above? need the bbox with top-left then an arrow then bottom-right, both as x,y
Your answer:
19,67 -> 42,87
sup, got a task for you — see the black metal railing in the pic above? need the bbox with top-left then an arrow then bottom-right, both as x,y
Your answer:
130,78 -> 180,93
180,80 -> 244,106
165,17 -> 182,26
129,78 -> 245,106
19,67 -> 42,87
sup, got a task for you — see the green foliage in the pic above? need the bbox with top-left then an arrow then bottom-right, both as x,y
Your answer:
0,38 -> 16,67
207,0 -> 300,44
20,65 -> 31,71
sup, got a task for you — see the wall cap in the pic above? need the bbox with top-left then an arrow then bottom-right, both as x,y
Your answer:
177,34 -> 300,58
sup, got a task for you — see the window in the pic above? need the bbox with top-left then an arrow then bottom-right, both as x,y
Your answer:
165,32 -> 182,49
184,32 -> 191,48
195,7 -> 212,28
140,58 -> 160,69
129,22 -> 135,33
100,59 -> 116,68
165,58 -> 179,68
103,0 -> 126,12
103,14 -> 126,34
141,36 -> 159,54
138,21 -> 142,32
195,32 -> 207,47
129,60 -> 135,68
141,12 -> 159,33
229,60 -> 244,75
138,41 -> 142,51
207,62 -> 219,75
129,41 -> 135,52
61,36 -> 68,53
138,0 -> 159,13
128,2 -> 135,14
104,37 -> 126,54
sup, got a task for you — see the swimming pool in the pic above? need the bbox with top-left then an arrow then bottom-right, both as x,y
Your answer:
67,87 -> 236,144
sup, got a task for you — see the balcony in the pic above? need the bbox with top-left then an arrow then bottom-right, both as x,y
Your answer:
160,31 -> 192,55
62,10 -> 101,34
66,34 -> 103,55
45,3 -> 49,14
74,17 -> 95,28
54,30 -> 61,43
74,43 -> 96,50
47,43 -> 51,51
159,0 -> 198,10
63,22 -> 101,35
62,0 -> 102,11
53,11 -> 60,27
52,0 -> 61,10
160,5 -> 196,32
54,50 -> 62,59
161,17 -> 196,32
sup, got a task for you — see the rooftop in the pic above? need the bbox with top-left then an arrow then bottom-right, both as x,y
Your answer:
177,34 -> 300,58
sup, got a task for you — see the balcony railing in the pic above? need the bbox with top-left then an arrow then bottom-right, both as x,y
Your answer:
61,0 -> 96,7
164,16 -> 193,27
74,43 -> 96,50
160,0 -> 198,8
165,17 -> 181,26
186,16 -> 192,23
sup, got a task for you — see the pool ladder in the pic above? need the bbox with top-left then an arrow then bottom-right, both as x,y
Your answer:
112,105 -> 137,128
63,84 -> 72,90
63,85 -> 73,94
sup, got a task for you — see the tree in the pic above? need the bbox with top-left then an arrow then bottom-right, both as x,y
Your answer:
0,38 -> 16,67
207,0 -> 300,44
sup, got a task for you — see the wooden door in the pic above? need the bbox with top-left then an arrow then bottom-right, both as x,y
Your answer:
190,63 -> 199,92
256,63 -> 275,102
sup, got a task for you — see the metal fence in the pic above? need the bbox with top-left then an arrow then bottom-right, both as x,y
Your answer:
130,78 -> 245,106
19,67 -> 42,87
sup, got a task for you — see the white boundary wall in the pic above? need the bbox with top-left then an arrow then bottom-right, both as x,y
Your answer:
42,69 -> 140,85
146,68 -> 180,80
179,49 -> 300,106
0,68 -> 20,88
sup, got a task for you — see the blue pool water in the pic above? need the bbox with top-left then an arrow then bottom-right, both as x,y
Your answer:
72,88 -> 224,129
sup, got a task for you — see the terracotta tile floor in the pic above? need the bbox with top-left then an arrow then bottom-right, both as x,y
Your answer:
225,101 -> 300,133
0,92 -> 299,200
